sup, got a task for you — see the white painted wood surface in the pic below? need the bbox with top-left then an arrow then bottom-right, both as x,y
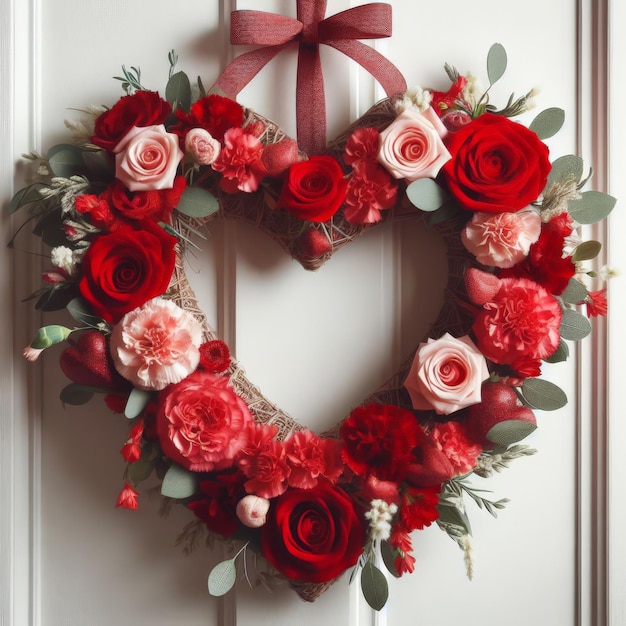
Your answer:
1,0 -> 620,624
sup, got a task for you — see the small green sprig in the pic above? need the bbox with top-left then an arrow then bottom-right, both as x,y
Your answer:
114,64 -> 146,94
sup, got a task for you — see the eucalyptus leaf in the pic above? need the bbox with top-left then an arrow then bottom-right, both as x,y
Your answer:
82,150 -> 114,179
380,541 -> 400,578
161,463 -> 198,499
560,278 -> 589,305
572,240 -> 602,262
560,308 -> 592,341
60,383 -> 95,406
208,559 -> 237,597
521,378 -> 568,411
124,387 -> 153,419
406,178 -> 452,212
487,43 -> 507,85
487,420 -> 537,446
529,107 -> 565,140
568,191 -> 617,225
428,201 -> 461,225
47,144 -> 85,177
66,297 -> 106,327
10,183 -> 46,213
166,70 -> 192,112
545,339 -> 570,364
437,502 -> 472,535
33,210 -> 70,248
176,186 -> 220,218
546,154 -> 583,188
360,561 -> 389,612
128,456 -> 156,482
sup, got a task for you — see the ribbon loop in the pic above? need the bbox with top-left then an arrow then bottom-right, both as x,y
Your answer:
213,0 -> 407,155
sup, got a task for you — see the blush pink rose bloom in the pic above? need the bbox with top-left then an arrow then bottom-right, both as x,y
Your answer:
378,107 -> 452,182
236,494 -> 270,528
109,297 -> 203,391
185,128 -> 221,165
403,333 -> 489,415
114,124 -> 184,192
462,208 -> 542,268
431,421 -> 482,475
157,370 -> 253,472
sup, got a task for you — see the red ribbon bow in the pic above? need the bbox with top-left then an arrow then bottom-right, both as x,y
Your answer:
213,0 -> 407,155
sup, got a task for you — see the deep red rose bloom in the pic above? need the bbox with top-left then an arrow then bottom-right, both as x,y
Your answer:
78,221 -> 177,323
91,91 -> 172,152
174,94 -> 244,143
187,470 -> 246,538
340,403 -> 420,482
278,156 -> 348,223
261,483 -> 365,583
441,113 -> 551,213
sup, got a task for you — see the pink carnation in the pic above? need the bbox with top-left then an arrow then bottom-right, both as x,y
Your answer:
284,430 -> 344,489
212,127 -> 267,193
431,421 -> 482,475
344,160 -> 398,224
237,423 -> 290,499
110,298 -> 203,391
156,370 -> 253,472
344,127 -> 381,165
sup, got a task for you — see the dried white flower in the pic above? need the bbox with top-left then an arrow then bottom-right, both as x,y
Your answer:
50,245 -> 85,277
395,86 -> 433,113
365,499 -> 398,541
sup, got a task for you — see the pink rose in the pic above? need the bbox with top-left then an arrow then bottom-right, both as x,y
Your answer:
185,128 -> 221,165
157,370 -> 253,472
403,333 -> 489,415
236,495 -> 270,528
114,125 -> 183,192
462,209 -> 542,268
378,107 -> 451,182
110,297 -> 203,391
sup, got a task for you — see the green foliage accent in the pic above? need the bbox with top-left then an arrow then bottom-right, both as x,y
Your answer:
529,107 -> 565,140
33,210 -> 68,248
66,298 -> 107,328
208,559 -> 237,597
60,383 -> 95,406
113,65 -> 146,94
520,378 -> 568,411
437,501 -> 472,533
560,308 -> 592,341
30,324 -> 72,349
47,144 -> 85,178
166,71 -> 192,112
82,150 -> 114,180
560,278 -> 589,305
380,541 -> 400,578
176,186 -> 219,218
124,387 -> 153,419
128,446 -> 157,482
360,561 -> 389,611
487,43 -> 507,85
428,201 -> 461,225
487,420 -> 537,446
10,182 -> 47,214
572,240 -> 602,262
406,178 -> 452,212
547,154 -> 583,188
545,339 -> 570,364
161,463 -> 198,499
568,190 -> 617,224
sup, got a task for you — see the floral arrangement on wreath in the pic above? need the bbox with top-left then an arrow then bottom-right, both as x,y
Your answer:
11,1 -> 616,612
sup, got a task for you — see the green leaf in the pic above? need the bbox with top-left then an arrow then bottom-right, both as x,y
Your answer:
161,463 -> 198,499
360,561 -> 389,612
572,240 -> 602,262
10,183 -> 46,213
380,541 -> 400,578
47,144 -> 85,177
124,387 -> 152,419
428,201 -> 461,225
546,154 -> 583,188
128,456 -> 155,482
82,150 -> 114,179
487,420 -> 537,445
30,324 -> 72,349
208,559 -> 237,597
176,186 -> 220,218
560,278 -> 589,305
165,71 -> 192,112
545,339 -> 570,364
60,383 -> 95,406
568,190 -> 617,225
487,43 -> 507,85
437,502 -> 472,535
33,210 -> 70,248
66,297 -> 106,327
560,308 -> 592,341
406,178 -> 452,212
521,378 -> 568,411
529,107 -> 565,140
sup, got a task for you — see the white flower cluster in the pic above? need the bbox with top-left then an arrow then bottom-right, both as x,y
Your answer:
50,245 -> 85,277
364,499 -> 398,542
395,86 -> 432,114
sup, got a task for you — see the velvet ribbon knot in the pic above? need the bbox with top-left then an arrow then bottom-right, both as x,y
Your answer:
214,0 -> 407,155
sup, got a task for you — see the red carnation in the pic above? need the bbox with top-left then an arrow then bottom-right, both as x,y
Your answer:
399,484 -> 440,532
198,340 -> 231,373
174,94 -> 244,143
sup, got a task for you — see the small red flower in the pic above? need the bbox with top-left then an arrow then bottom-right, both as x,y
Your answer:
115,483 -> 139,510
586,289 -> 608,317
430,76 -> 469,115
198,340 -> 231,373
399,484 -> 440,532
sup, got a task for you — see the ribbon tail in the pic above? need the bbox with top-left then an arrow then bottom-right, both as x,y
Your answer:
212,44 -> 292,98
326,40 -> 407,98
297,44 -> 326,156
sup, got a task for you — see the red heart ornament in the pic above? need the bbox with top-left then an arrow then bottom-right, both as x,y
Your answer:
59,330 -> 118,389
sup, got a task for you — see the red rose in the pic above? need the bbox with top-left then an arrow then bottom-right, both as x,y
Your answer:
174,94 -> 244,143
261,483 -> 365,583
340,403 -> 420,482
78,221 -> 177,323
441,113 -> 551,213
91,91 -> 172,152
278,156 -> 347,222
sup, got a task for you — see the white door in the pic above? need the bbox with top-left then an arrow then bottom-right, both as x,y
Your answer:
2,1 -> 618,625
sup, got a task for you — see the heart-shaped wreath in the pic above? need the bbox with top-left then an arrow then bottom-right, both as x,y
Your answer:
11,1 -> 616,611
